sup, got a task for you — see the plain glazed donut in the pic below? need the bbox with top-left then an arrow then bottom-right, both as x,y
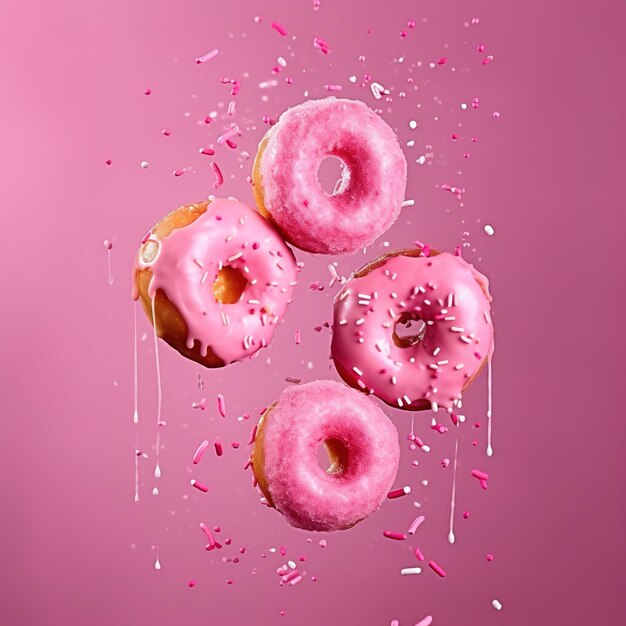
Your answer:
252,97 -> 407,255
133,198 -> 297,368
331,247 -> 494,411
252,380 -> 400,532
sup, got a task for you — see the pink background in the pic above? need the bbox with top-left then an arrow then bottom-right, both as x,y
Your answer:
1,0 -> 624,624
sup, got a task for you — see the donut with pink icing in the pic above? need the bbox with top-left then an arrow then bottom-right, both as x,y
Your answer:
331,248 -> 494,411
252,380 -> 400,531
133,198 -> 298,368
252,97 -> 407,255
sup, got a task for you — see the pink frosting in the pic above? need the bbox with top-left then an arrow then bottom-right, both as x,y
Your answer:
134,198 -> 298,365
257,97 -> 407,255
331,251 -> 494,410
256,380 -> 400,531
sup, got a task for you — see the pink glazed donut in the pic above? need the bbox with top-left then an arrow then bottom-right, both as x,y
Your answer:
252,97 -> 407,255
133,198 -> 298,368
252,380 -> 400,531
331,248 -> 494,411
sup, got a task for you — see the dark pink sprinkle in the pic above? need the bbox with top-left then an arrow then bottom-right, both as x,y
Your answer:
214,441 -> 223,457
428,560 -> 446,577
471,469 -> 489,481
477,44 -> 485,52
248,424 -> 258,445
383,531 -> 407,541
387,487 -> 410,499
280,546 -> 286,556
272,21 -> 288,36
105,159 -> 112,165
211,162 -> 224,189
188,579 -> 196,588
400,31 -> 407,38
482,54 -> 494,65
487,554 -> 494,561
162,129 -> 171,136
408,20 -> 416,28
204,116 -> 212,124
199,147 -> 215,156
437,57 -> 448,65
231,442 -> 240,449
191,480 -> 209,493
173,168 -> 186,177
463,511 -> 470,519
144,88 -> 152,95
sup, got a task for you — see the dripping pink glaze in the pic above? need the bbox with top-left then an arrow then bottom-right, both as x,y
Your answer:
256,97 -> 407,255
256,380 -> 399,532
134,198 -> 297,365
331,251 -> 494,410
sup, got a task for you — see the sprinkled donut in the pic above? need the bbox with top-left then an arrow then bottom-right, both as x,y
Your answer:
133,198 -> 297,367
252,97 -> 407,255
331,248 -> 494,411
252,380 -> 400,531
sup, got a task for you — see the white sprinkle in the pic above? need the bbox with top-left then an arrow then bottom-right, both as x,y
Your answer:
450,326 -> 464,333
140,160 -> 150,169
403,395 -> 411,405
338,319 -> 348,325
339,289 -> 351,301
460,336 -> 472,344
355,318 -> 365,325
428,364 -> 439,370
358,293 -> 371,300
483,310 -> 491,324
433,347 -> 441,356
353,366 -> 363,376
391,376 -> 397,384
444,316 -> 456,321
492,599 -> 503,611
409,120 -> 418,129
193,258 -> 205,268
484,224 -> 495,236
454,363 -> 465,370
401,199 -> 415,208
277,56 -> 287,67
431,402 -> 439,413
437,360 -> 449,366
400,567 -> 422,576
200,272 -> 209,285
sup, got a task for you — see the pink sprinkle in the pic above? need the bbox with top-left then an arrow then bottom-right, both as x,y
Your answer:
421,244 -> 431,257
408,515 -> 425,534
105,159 -> 112,165
225,139 -> 237,150
191,479 -> 209,493
295,330 -> 301,345
282,569 -> 299,583
248,424 -> 258,445
437,57 -> 448,65
200,522 -> 217,548
319,539 -> 327,548
415,617 -> 433,626
211,162 -> 223,189
387,486 -> 411,499
162,129 -> 171,136
231,442 -> 239,449
227,101 -> 236,116
383,531 -> 407,541
479,478 -> 488,490
428,560 -> 446,577
289,575 -> 303,586
195,48 -> 219,64
192,440 -> 210,464
324,84 -> 342,91
487,554 -> 494,561
272,21 -> 288,36
214,441 -> 223,457
173,168 -> 186,177
285,376 -> 301,384
199,147 -> 215,156
414,547 -> 425,561
144,88 -> 152,95
477,44 -> 485,52
482,54 -> 494,65
471,469 -> 489,481
313,37 -> 329,54
463,511 -> 470,519
408,20 -> 416,28
217,394 -> 226,417
217,124 -> 240,145
188,579 -> 196,588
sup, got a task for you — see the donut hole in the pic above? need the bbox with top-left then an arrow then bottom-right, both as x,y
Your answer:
212,266 -> 248,304
317,438 -> 350,475
317,156 -> 349,196
393,312 -> 426,348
